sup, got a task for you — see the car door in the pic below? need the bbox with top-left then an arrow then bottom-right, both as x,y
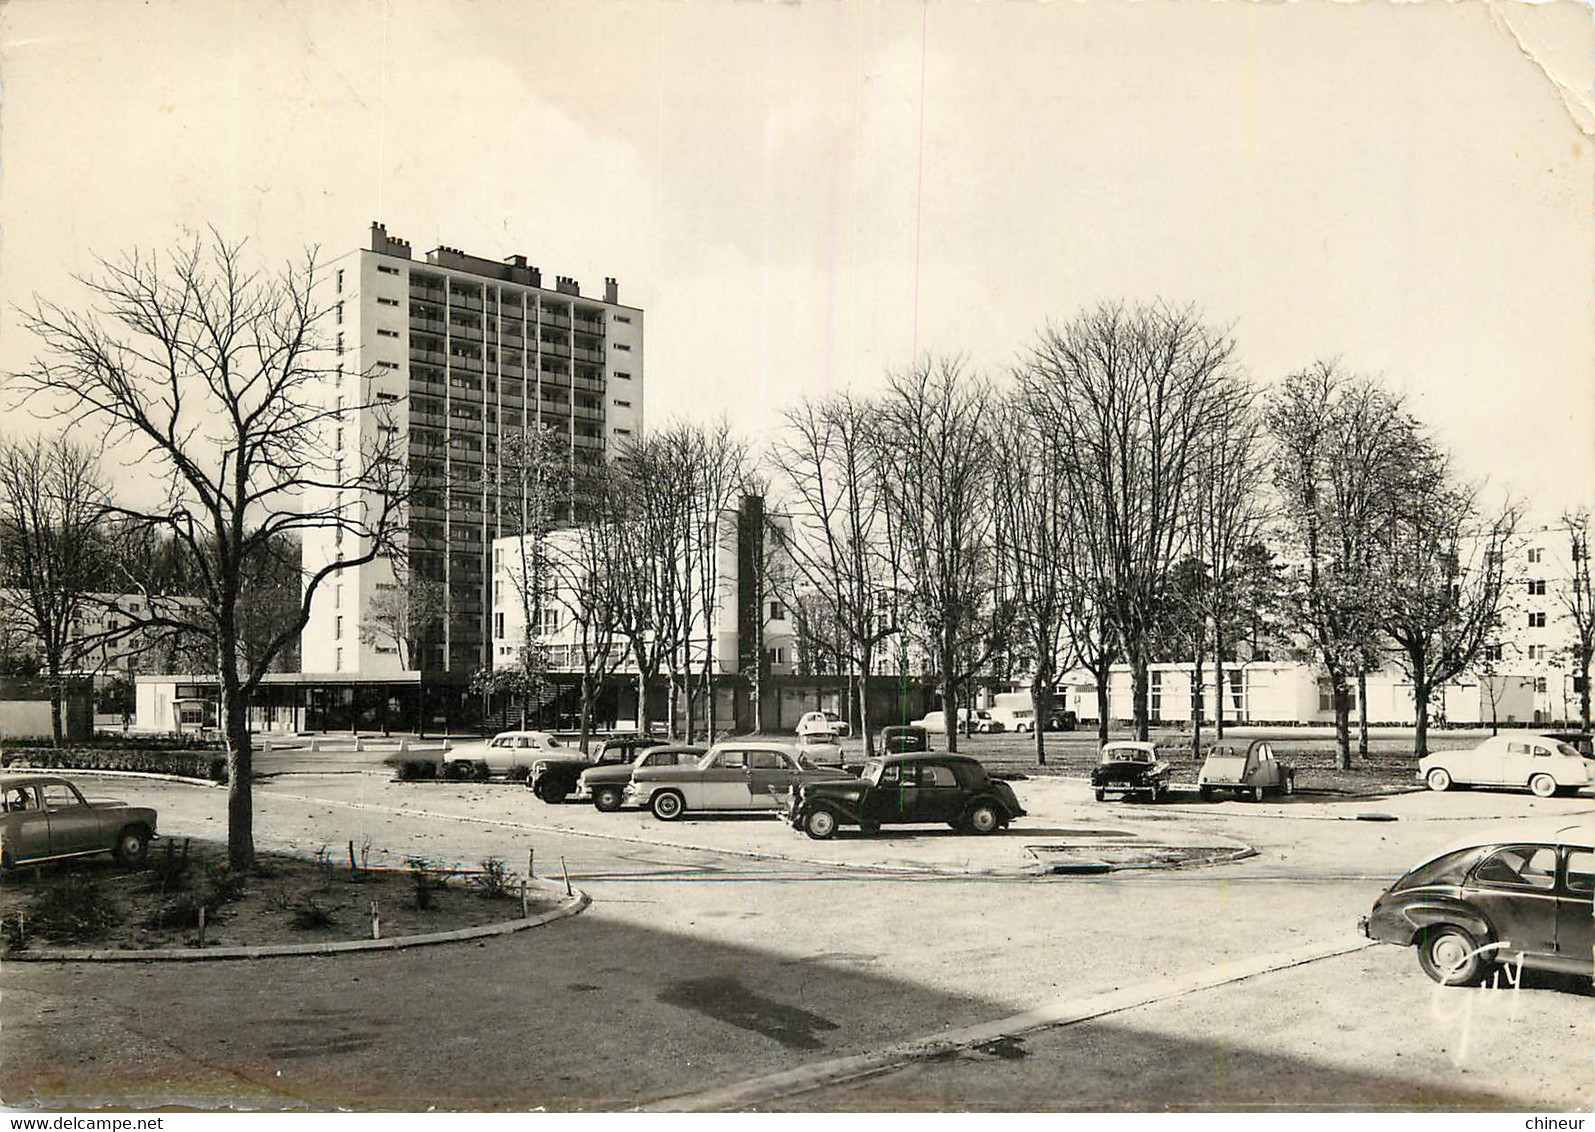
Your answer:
39,782 -> 103,857
1497,741 -> 1533,786
2,785 -> 50,863
746,750 -> 796,808
1462,845 -> 1560,962
699,749 -> 752,809
914,762 -> 965,823
1557,848 -> 1593,974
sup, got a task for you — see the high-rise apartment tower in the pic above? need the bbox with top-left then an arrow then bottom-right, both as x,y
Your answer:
302,223 -> 644,676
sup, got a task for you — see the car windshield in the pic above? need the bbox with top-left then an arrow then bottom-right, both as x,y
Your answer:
543,736 -> 561,749
1557,742 -> 1584,758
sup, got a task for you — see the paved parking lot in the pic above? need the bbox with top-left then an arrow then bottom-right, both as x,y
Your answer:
1,762 -> 1589,1111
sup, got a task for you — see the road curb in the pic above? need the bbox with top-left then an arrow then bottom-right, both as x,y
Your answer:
3,769 -> 223,788
2,880 -> 590,963
644,936 -> 1377,1112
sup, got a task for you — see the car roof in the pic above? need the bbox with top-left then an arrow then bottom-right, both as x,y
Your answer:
1102,741 -> 1156,753
708,740 -> 801,753
1481,733 -> 1574,747
877,752 -> 979,766
0,773 -> 71,788
1423,822 -> 1594,861
648,744 -> 706,755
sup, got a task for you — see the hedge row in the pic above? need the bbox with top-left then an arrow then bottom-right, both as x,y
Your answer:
2,746 -> 229,783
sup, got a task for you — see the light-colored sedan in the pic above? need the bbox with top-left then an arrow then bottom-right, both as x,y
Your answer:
625,741 -> 855,821
1420,733 -> 1593,798
796,710 -> 852,740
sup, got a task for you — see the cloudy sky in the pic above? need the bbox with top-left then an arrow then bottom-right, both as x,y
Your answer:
2,0 -> 1590,520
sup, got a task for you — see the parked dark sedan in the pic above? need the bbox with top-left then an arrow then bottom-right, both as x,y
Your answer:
576,744 -> 705,812
877,725 -> 930,755
1090,741 -> 1171,802
784,753 -> 1025,840
1359,826 -> 1592,985
529,735 -> 664,803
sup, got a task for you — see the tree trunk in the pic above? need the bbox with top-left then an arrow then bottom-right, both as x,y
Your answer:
1190,653 -> 1204,758
1031,677 -> 1048,766
1095,659 -> 1111,747
1356,666 -> 1369,758
1413,681 -> 1431,758
942,632 -> 959,754
1214,623 -> 1226,740
1131,658 -> 1150,742
578,671 -> 593,754
1581,650 -> 1592,735
46,649 -> 64,746
1330,671 -> 1351,770
220,680 -> 255,871
635,668 -> 650,736
857,664 -> 873,756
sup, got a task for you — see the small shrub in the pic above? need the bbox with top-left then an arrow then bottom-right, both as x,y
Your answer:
2,912 -> 29,952
471,856 -> 512,901
404,856 -> 447,910
144,864 -> 243,930
504,765 -> 530,783
144,839 -> 194,895
396,760 -> 438,782
289,896 -> 337,931
31,871 -> 122,943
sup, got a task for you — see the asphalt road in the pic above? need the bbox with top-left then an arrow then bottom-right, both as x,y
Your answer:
1,764 -> 1589,1112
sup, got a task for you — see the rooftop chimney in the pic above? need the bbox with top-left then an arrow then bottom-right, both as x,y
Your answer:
555,275 -> 580,297
604,276 -> 619,304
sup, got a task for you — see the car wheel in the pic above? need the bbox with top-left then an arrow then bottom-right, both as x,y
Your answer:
965,804 -> 1000,835
1250,785 -> 1264,803
650,790 -> 685,821
114,826 -> 150,867
1426,767 -> 1452,792
1417,925 -> 1489,986
1281,773 -> 1295,797
473,762 -> 493,782
1094,788 -> 1105,802
804,808 -> 839,840
444,761 -> 470,781
593,787 -> 624,813
1529,773 -> 1557,799
1198,785 -> 1214,803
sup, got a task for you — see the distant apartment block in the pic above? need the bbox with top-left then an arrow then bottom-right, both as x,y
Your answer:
302,223 -> 645,678
1489,522 -> 1592,723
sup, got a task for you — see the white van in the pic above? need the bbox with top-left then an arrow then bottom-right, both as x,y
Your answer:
990,693 -> 1038,733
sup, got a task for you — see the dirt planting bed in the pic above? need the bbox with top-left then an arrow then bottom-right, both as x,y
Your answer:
0,839 -> 557,955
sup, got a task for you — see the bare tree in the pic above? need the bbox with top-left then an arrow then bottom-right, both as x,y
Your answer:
359,561 -> 444,671
611,434 -> 690,738
1381,468 -> 1519,757
1554,508 -> 1593,735
871,356 -> 1001,754
0,434 -> 108,743
1186,396 -> 1268,750
9,231 -> 409,868
992,408 -> 1072,764
1266,362 -> 1425,768
678,422 -> 749,744
768,394 -> 897,752
547,463 -> 627,752
488,424 -> 568,727
1021,302 -> 1246,741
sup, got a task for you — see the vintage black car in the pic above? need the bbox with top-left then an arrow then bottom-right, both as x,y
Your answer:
1359,826 -> 1592,985
1090,741 -> 1172,802
784,753 -> 1025,840
877,725 -> 930,755
529,735 -> 664,803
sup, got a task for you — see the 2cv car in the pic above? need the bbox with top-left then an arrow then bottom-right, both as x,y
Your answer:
1090,741 -> 1172,802
1197,739 -> 1295,802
